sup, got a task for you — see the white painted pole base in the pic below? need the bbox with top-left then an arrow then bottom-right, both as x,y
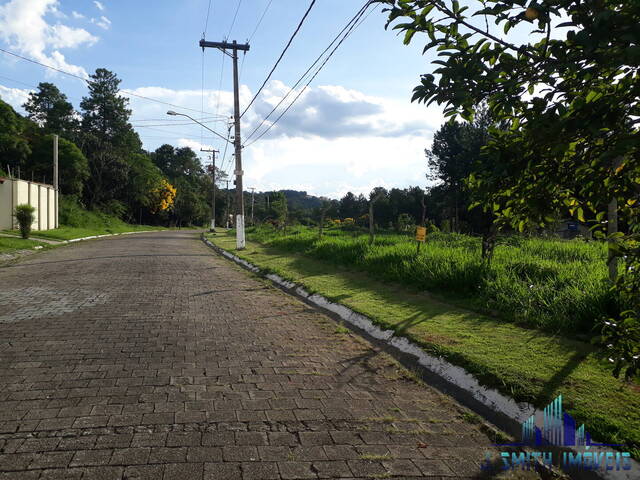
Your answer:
209,219 -> 216,232
236,214 -> 245,249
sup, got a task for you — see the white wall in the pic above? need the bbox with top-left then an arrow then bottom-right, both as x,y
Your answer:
0,178 -> 58,231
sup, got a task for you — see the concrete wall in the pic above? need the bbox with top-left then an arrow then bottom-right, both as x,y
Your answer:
0,178 -> 58,231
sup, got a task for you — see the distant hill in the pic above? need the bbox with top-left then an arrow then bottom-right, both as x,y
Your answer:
280,190 -> 324,211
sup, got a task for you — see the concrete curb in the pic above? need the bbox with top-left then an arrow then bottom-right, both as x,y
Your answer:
201,234 -> 637,480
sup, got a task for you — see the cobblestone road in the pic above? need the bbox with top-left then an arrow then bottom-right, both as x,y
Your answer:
0,231 -> 518,479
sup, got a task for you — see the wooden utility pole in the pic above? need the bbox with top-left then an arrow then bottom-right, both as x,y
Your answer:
201,148 -> 219,232
200,39 -> 250,249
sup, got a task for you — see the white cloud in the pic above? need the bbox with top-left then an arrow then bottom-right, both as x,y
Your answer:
123,81 -> 440,198
91,15 -> 111,30
0,84 -> 31,112
176,138 -> 215,155
93,1 -> 105,12
242,81 -> 441,141
71,10 -> 84,19
0,0 -> 98,78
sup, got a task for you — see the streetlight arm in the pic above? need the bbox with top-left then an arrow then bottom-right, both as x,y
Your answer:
166,111 -> 232,144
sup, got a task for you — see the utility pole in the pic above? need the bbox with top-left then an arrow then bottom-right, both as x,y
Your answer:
200,38 -> 250,249
250,187 -> 256,226
201,148 -> 219,232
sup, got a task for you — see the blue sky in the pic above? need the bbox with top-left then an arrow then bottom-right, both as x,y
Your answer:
0,0 -> 446,198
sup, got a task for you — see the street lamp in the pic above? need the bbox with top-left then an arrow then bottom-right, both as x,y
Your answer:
166,111 -> 231,144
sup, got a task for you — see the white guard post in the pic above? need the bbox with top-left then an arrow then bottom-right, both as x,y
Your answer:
236,215 -> 245,249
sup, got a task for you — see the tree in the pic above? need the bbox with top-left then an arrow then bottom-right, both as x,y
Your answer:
79,69 -> 141,209
270,191 -> 288,230
383,0 -> 640,378
368,187 -> 387,244
23,82 -> 77,137
28,134 -> 89,196
80,69 -> 133,145
0,98 -> 30,174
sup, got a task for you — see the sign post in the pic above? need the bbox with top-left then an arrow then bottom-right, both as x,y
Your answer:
415,226 -> 427,254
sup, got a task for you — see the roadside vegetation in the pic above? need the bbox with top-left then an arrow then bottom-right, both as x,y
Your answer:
207,229 -> 640,459
246,225 -> 612,334
0,237 -> 47,254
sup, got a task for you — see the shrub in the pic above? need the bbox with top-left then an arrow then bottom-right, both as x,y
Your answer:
14,204 -> 35,239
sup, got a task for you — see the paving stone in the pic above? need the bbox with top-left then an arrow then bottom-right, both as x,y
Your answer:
241,461 -> 280,479
311,460 -> 352,478
204,462 -> 241,480
163,462 -> 203,480
278,461 -> 317,479
0,231 -> 508,479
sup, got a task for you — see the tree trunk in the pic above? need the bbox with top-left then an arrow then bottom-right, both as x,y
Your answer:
608,196 -> 618,282
481,223 -> 497,264
369,201 -> 375,245
608,157 -> 623,283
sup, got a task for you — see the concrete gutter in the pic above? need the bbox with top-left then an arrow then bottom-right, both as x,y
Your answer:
201,234 -> 638,480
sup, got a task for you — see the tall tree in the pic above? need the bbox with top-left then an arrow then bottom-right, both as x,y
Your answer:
79,69 -> 141,208
80,69 -> 134,145
23,82 -> 77,137
0,98 -> 30,174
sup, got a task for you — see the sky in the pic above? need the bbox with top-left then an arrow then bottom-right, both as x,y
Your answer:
0,0 -> 447,199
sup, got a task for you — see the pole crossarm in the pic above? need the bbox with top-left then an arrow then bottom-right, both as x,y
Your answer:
199,40 -> 250,52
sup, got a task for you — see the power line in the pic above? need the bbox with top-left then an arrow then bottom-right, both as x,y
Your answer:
248,0 -> 273,43
243,1 -> 372,145
131,115 -> 226,122
240,0 -> 317,118
203,0 -> 213,36
131,120 -> 227,128
227,0 -> 243,38
0,47 -> 220,116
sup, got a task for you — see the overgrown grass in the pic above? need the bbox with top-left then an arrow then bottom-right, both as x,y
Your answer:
0,237 -> 48,254
243,226 -> 613,334
206,231 -> 640,459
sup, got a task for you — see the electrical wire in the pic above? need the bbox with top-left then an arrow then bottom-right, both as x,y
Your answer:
0,47 -> 220,115
240,0 -> 317,118
227,0 -> 243,39
203,0 -> 213,37
248,0 -> 273,43
243,1 -> 372,145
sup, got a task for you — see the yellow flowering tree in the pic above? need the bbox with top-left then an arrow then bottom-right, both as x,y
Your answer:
150,179 -> 176,213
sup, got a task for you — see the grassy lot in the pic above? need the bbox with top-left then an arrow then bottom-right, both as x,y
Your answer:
0,237 -> 48,254
246,226 -> 614,335
206,230 -> 640,458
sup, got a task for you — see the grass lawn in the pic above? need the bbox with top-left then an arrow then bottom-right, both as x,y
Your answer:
0,236 -> 48,254
206,231 -> 640,458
